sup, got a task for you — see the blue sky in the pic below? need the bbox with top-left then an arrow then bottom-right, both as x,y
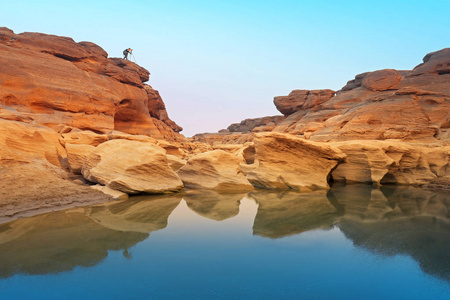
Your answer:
2,0 -> 449,136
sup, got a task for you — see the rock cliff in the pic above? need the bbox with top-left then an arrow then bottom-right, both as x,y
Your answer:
0,27 -> 182,140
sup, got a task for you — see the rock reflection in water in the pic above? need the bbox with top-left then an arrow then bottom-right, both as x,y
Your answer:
87,194 -> 182,233
0,194 -> 182,278
330,184 -> 450,281
0,185 -> 448,284
0,210 -> 148,278
183,190 -> 246,221
249,190 -> 340,238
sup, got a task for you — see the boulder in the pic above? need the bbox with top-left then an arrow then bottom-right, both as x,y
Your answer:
410,48 -> 450,76
82,139 -> 183,194
66,143 -> 95,174
177,150 -> 254,191
244,133 -> 346,190
362,69 -> 402,91
227,115 -> 285,133
274,89 -> 335,116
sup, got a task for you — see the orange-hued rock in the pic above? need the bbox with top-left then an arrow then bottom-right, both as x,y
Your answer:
0,119 -> 64,167
0,27 -> 183,141
66,143 -> 96,174
411,48 -> 450,76
82,139 -> 183,194
329,140 -> 450,185
270,49 -> 450,142
227,115 -> 285,133
0,119 -> 122,221
192,132 -> 254,145
244,133 -> 346,190
362,69 -> 402,91
268,48 -> 450,142
177,150 -> 254,191
274,89 -> 335,116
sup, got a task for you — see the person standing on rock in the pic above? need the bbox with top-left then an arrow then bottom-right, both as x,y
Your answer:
123,48 -> 132,60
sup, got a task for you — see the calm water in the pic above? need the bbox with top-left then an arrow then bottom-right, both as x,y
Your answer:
0,184 -> 449,299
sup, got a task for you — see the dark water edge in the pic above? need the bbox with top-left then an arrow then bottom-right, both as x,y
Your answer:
0,184 -> 449,299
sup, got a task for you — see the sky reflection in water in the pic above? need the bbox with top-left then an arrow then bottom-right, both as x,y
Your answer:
0,185 -> 449,299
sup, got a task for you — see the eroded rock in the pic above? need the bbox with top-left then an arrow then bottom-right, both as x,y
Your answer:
177,150 -> 254,191
82,139 -> 183,194
245,133 -> 346,190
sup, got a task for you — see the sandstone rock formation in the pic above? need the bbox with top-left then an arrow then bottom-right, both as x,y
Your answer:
274,89 -> 335,116
271,48 -> 450,142
362,69 -> 402,91
177,150 -> 254,191
243,133 -> 346,190
227,115 -> 285,133
82,139 -> 184,194
0,27 -> 182,141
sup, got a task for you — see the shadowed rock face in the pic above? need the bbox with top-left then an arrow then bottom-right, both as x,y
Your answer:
0,27 -> 182,140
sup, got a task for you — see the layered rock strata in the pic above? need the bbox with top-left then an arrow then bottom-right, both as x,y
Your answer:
0,27 -> 182,141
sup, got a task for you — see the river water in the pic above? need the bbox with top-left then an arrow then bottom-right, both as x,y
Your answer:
0,184 -> 449,299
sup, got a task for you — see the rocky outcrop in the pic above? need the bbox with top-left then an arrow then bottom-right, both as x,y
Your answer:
0,27 -> 182,141
82,139 -> 184,194
362,69 -> 402,91
272,48 -> 450,142
274,89 -> 335,116
227,115 -> 285,133
330,140 -> 450,185
243,133 -> 346,190
192,132 -> 253,146
177,150 -> 254,191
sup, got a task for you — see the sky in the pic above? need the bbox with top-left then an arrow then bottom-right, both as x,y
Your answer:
2,0 -> 449,136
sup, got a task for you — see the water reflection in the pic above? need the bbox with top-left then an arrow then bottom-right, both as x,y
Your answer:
184,190 -> 246,221
0,184 -> 448,283
0,210 -> 148,278
249,190 -> 339,238
86,194 -> 183,233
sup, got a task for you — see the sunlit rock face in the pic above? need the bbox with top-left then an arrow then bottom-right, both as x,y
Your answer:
272,48 -> 450,142
0,27 -> 182,141
244,133 -> 345,190
82,139 -> 184,194
329,140 -> 450,186
177,150 -> 254,191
